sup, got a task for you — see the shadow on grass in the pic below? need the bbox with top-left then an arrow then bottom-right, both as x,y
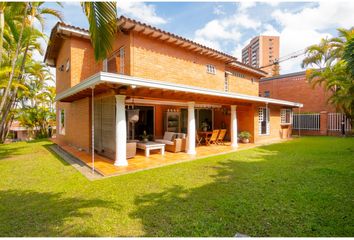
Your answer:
0,189 -> 121,237
0,139 -> 52,160
130,140 -> 353,237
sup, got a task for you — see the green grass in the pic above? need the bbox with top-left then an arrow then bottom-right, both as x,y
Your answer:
0,137 -> 353,237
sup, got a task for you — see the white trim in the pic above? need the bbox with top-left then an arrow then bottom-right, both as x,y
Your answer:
125,98 -> 222,108
58,108 -> 66,135
58,25 -> 90,39
258,106 -> 270,136
55,72 -> 303,107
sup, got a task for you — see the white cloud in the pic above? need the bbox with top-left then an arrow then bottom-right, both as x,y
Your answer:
118,2 -> 166,25
270,1 -> 354,73
213,5 -> 225,15
238,2 -> 256,12
193,3 -> 260,50
264,1 -> 280,7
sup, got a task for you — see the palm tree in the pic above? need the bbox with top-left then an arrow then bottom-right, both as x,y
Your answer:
0,2 -> 28,116
81,2 -> 118,61
302,28 -> 354,129
0,2 -> 62,142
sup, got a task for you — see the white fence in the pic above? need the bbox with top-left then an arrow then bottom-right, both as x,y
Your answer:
292,113 -> 320,130
328,113 -> 352,132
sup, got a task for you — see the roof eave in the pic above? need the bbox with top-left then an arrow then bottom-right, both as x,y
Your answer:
55,72 -> 303,108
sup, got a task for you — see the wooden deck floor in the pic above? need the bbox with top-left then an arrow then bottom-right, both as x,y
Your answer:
51,139 -> 283,177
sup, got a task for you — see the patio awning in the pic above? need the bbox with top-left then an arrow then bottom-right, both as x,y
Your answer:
55,72 -> 303,108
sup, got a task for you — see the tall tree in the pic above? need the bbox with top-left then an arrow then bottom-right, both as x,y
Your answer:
302,28 -> 354,129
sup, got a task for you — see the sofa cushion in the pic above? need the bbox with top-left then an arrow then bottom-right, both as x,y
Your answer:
163,132 -> 176,141
155,139 -> 174,145
175,133 -> 186,139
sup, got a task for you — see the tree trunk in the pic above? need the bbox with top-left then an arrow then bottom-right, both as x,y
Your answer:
0,8 -> 5,66
0,3 -> 28,120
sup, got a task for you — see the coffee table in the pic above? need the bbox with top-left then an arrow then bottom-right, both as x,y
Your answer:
136,141 -> 165,157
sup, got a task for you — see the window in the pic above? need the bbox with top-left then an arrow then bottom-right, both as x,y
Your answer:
119,47 -> 125,74
107,46 -> 125,74
230,71 -> 246,78
59,109 -> 65,135
103,58 -> 108,71
264,90 -> 270,97
206,64 -> 216,74
258,107 -> 270,135
224,77 -> 229,92
281,109 -> 292,124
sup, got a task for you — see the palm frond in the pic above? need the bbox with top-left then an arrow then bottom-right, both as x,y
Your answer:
81,2 -> 117,61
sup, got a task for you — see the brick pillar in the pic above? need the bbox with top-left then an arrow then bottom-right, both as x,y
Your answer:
320,111 -> 328,136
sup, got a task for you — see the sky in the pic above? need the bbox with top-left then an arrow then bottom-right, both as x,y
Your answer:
40,1 -> 354,75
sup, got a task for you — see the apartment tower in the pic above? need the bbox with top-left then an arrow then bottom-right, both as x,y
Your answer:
242,36 -> 280,76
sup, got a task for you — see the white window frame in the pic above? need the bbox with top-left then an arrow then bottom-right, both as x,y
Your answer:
258,107 -> 270,135
59,109 -> 66,135
206,64 -> 216,74
106,46 -> 125,74
280,109 -> 292,124
119,47 -> 125,74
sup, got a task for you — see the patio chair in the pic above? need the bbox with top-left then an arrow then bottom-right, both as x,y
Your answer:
196,133 -> 203,146
216,129 -> 227,145
205,129 -> 219,145
155,132 -> 186,153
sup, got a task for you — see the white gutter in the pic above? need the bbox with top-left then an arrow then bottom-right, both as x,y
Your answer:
57,25 -> 90,39
55,72 -> 303,107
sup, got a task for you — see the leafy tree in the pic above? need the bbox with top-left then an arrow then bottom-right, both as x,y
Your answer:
302,28 -> 354,129
0,2 -> 62,142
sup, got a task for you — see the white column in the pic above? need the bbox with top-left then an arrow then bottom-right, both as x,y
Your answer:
187,101 -> 196,155
114,95 -> 128,166
231,105 -> 238,148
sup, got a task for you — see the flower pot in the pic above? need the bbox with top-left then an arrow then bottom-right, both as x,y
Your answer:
241,138 -> 249,143
143,138 -> 149,142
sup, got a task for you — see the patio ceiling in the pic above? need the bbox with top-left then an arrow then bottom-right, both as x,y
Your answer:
56,72 -> 303,108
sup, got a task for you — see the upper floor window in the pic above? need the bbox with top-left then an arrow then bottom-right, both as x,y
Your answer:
206,64 -> 216,74
59,109 -> 66,135
224,77 -> 229,92
281,109 -> 292,124
258,107 -> 270,135
231,71 -> 246,78
119,47 -> 125,74
107,47 -> 125,74
264,90 -> 270,97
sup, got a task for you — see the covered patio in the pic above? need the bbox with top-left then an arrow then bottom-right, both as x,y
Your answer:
52,138 -> 287,177
55,72 -> 301,175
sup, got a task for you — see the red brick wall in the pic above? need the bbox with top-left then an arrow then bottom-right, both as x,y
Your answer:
56,98 -> 91,152
259,73 -> 335,112
253,104 -> 290,143
56,39 -> 71,94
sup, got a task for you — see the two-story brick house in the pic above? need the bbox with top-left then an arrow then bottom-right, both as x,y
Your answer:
45,16 -> 302,169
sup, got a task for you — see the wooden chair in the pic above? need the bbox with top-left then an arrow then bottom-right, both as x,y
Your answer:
196,133 -> 203,146
205,129 -> 219,145
216,129 -> 227,145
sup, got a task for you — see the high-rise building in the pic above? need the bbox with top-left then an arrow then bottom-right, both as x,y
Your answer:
242,36 -> 279,76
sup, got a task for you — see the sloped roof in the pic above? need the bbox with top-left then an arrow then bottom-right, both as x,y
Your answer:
44,16 -> 267,77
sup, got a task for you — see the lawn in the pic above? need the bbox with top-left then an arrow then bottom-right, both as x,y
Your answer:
0,137 -> 353,237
